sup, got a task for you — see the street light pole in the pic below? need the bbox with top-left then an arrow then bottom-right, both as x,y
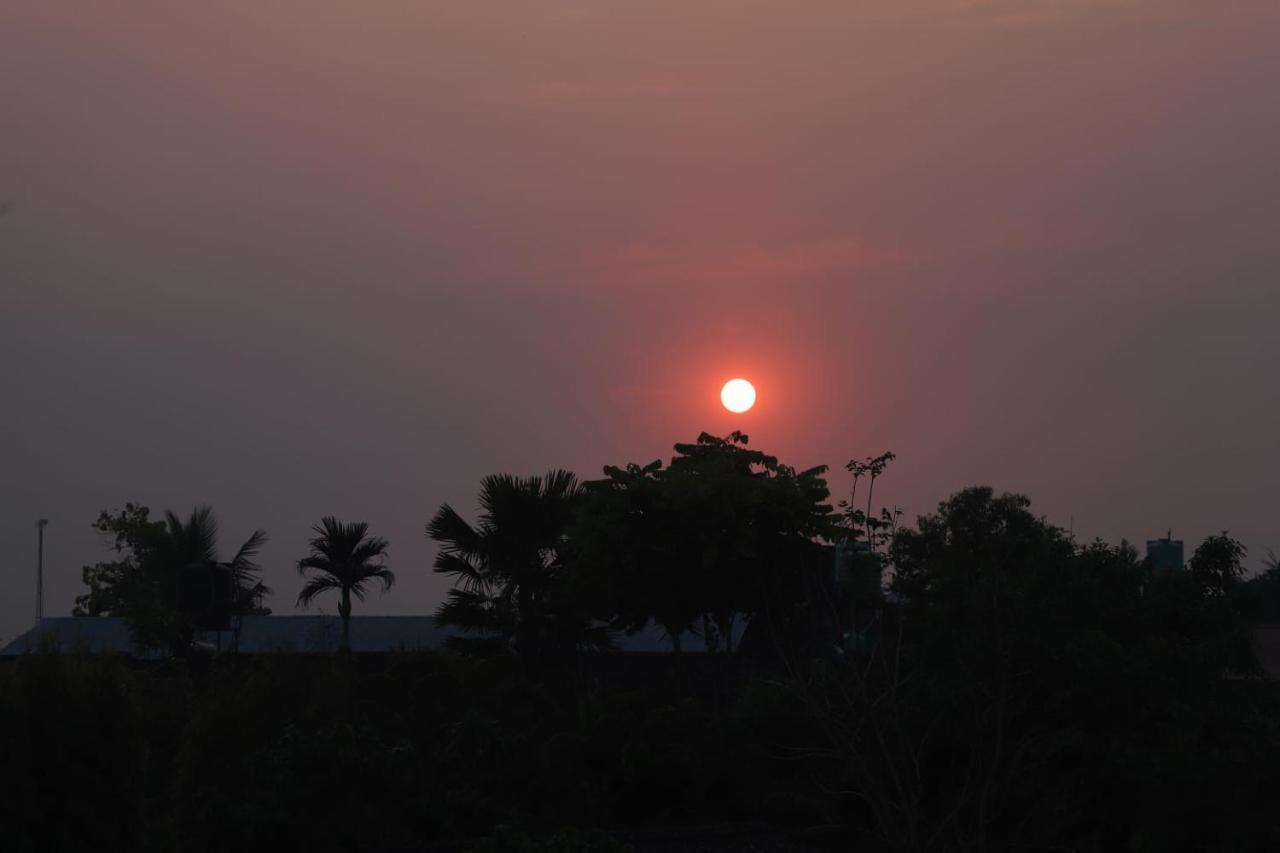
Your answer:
36,519 -> 48,625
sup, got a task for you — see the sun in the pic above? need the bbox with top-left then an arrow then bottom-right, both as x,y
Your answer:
720,378 -> 757,413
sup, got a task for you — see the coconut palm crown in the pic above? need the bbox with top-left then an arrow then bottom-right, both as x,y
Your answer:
296,516 -> 394,651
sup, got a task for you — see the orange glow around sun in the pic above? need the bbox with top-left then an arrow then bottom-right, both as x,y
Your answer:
720,378 -> 756,413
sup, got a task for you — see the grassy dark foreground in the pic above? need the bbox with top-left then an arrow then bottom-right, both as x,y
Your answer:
4,647 -> 1280,853
0,650 -> 839,853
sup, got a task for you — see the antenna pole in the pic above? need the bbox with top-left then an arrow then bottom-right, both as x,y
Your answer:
36,519 -> 48,625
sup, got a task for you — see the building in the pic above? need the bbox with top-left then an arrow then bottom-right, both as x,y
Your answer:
1146,535 -> 1185,572
0,615 -> 694,657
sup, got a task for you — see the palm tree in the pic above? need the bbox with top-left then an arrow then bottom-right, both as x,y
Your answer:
159,506 -> 220,568
428,469 -> 590,676
296,517 -> 394,652
222,527 -> 271,651
140,506 -> 270,653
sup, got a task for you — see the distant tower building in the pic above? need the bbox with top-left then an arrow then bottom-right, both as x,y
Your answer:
1146,532 -> 1184,572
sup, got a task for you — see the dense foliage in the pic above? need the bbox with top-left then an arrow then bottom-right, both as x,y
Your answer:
74,505 -> 270,653
571,432 -> 838,656
815,487 -> 1273,851
428,469 -> 596,676
0,653 -> 830,853
36,434 -> 1278,851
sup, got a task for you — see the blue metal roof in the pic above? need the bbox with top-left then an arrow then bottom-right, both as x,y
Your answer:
1,615 -> 703,656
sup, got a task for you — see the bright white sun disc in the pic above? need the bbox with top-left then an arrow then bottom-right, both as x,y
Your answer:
720,378 -> 757,413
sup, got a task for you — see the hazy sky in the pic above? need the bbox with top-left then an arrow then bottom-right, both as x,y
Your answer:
2,1 -> 1278,645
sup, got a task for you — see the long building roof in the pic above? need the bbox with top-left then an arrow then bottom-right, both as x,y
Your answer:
0,615 -> 698,657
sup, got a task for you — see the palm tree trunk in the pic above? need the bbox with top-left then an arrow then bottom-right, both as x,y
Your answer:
340,588 -> 352,652
668,625 -> 684,681
516,586 -> 542,679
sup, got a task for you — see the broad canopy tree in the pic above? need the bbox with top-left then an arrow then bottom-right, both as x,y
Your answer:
428,434 -> 840,670
573,459 -> 699,652
76,503 -> 166,620
75,504 -> 270,654
575,432 -> 839,656
822,487 -> 1263,850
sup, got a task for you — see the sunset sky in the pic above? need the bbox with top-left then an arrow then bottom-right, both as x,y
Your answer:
2,1 -> 1278,645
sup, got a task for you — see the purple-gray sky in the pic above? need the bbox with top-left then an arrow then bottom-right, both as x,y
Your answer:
2,1 -> 1278,645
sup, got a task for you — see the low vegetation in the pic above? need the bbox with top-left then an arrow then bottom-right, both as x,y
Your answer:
5,432 -> 1279,852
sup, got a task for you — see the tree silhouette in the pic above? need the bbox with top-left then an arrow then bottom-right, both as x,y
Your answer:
842,451 -> 897,551
666,432 -> 830,653
428,469 -> 587,676
75,503 -> 269,654
1241,548 -> 1280,622
831,453 -> 898,655
162,507 -> 271,650
296,517 -> 394,652
575,459 -> 701,653
75,503 -> 166,618
804,487 -> 1267,849
578,433 -> 838,657
1187,532 -> 1247,596
226,533 -> 272,647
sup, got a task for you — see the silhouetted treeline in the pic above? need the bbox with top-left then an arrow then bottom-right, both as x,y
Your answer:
9,433 -> 1278,851
74,505 -> 274,653
429,432 -> 837,674
75,507 -> 393,655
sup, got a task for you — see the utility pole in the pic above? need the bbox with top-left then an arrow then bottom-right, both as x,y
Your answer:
36,519 -> 48,625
